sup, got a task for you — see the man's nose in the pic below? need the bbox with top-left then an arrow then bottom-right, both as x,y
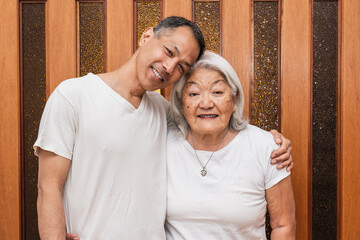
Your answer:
163,58 -> 177,75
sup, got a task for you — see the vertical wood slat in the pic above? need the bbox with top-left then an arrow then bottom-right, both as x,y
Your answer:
0,0 -> 21,239
222,0 -> 251,118
312,2 -> 338,239
46,0 -> 77,95
337,2 -> 342,238
281,0 -> 311,239
21,3 -> 47,239
133,0 -> 162,53
340,0 -> 360,238
106,0 -> 132,72
77,1 -> 105,77
251,1 -> 280,132
163,0 -> 192,23
193,1 -> 221,54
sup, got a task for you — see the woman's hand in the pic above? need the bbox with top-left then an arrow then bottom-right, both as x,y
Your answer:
270,130 -> 293,171
66,233 -> 80,240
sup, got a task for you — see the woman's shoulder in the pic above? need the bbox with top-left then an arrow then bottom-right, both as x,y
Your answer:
241,124 -> 273,138
237,124 -> 278,149
167,123 -> 186,143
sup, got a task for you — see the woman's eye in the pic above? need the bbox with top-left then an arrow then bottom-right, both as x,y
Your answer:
189,93 -> 198,97
213,91 -> 223,95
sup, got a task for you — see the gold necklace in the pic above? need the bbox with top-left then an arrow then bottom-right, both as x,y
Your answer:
190,129 -> 228,177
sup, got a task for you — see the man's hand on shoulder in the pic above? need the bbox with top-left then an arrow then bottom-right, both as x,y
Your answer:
270,129 -> 293,172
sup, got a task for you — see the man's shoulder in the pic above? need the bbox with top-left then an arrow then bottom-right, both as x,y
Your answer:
145,91 -> 169,108
58,73 -> 95,89
55,73 -> 100,98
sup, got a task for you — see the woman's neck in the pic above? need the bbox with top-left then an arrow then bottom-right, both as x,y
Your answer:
187,128 -> 237,151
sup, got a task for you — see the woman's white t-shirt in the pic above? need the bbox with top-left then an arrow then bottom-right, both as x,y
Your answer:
165,124 -> 290,240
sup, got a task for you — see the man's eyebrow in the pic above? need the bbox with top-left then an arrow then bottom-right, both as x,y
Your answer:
174,45 -> 191,67
174,45 -> 180,55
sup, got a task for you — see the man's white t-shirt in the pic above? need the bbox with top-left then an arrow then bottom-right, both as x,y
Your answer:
165,124 -> 291,240
34,73 -> 168,240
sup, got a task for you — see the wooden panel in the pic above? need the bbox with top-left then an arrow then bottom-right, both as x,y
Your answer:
163,0 -> 191,22
46,0 -> 77,95
222,0 -> 251,119
281,0 -> 311,239
106,0 -> 132,72
193,1 -> 221,54
0,0 -> 21,239
340,0 -> 360,238
162,0 -> 192,100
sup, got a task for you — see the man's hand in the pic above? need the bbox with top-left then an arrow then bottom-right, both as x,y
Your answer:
66,233 -> 80,240
270,129 -> 293,172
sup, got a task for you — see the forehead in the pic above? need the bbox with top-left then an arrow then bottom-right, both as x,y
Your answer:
186,68 -> 228,86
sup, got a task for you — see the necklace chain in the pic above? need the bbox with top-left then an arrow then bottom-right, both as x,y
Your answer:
190,129 -> 228,177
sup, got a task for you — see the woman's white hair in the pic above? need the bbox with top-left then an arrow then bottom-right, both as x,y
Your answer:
170,51 -> 248,136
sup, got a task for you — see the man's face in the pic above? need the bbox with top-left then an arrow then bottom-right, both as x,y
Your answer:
136,26 -> 200,91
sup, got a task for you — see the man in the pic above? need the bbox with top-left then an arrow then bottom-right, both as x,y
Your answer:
35,16 -> 292,240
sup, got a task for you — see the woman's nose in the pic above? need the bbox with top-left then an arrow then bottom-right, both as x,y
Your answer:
199,94 -> 214,109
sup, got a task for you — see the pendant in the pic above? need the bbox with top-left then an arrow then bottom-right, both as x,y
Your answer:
201,169 -> 207,176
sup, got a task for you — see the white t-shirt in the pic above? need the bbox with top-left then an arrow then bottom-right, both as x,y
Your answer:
34,73 -> 169,240
165,124 -> 291,240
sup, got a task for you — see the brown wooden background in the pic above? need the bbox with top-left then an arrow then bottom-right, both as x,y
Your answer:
1,0 -> 360,239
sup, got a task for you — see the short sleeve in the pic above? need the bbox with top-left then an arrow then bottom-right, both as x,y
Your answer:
264,134 -> 291,189
33,89 -> 76,160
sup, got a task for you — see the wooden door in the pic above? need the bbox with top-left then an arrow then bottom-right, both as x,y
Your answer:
1,0 -> 360,239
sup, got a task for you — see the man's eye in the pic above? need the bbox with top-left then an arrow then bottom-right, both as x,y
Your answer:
166,47 -> 173,57
178,64 -> 185,73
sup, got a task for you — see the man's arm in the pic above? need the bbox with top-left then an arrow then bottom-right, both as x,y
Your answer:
266,176 -> 296,240
270,130 -> 293,171
37,149 -> 71,240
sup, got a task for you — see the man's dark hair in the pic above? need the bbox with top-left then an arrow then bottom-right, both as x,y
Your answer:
153,16 -> 205,61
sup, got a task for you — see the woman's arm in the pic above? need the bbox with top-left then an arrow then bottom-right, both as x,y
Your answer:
266,176 -> 296,240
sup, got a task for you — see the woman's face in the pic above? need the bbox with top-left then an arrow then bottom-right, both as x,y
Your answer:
181,68 -> 235,136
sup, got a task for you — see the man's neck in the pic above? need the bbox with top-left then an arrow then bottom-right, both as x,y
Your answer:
98,57 -> 146,109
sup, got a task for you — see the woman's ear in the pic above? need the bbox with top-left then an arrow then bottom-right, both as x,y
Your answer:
139,27 -> 154,47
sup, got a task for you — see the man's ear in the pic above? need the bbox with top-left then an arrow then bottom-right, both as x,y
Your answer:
139,27 -> 154,47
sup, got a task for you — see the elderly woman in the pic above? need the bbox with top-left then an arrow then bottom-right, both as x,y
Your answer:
165,51 -> 296,239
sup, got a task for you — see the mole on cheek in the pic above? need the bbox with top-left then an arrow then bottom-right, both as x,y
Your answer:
187,106 -> 189,109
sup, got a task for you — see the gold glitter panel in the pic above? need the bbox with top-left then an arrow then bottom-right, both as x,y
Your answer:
135,1 -> 162,49
253,1 -> 279,131
79,2 -> 104,76
194,1 -> 221,53
312,2 -> 338,239
22,3 -> 46,239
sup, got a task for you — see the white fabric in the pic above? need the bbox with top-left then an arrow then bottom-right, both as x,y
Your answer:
165,124 -> 291,240
34,73 -> 169,240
